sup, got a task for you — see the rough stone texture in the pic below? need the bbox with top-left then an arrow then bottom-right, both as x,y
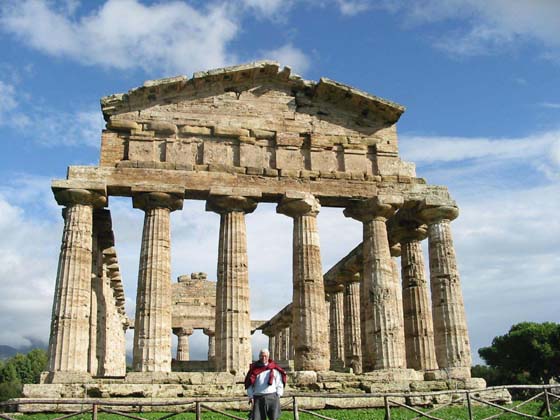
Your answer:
132,190 -> 183,372
277,193 -> 329,371
38,63 -> 483,402
90,210 -> 128,377
48,188 -> 106,374
419,203 -> 472,377
344,196 -> 406,371
343,274 -> 362,374
397,225 -> 438,372
329,287 -> 345,370
173,328 -> 192,361
207,192 -> 257,375
172,274 -> 216,332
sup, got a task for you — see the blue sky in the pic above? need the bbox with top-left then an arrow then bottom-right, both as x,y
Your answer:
0,0 -> 559,363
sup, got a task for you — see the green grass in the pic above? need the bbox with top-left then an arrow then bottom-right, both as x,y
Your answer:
7,401 -> 559,420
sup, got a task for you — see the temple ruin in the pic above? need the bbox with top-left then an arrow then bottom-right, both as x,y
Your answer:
22,61 -> 501,409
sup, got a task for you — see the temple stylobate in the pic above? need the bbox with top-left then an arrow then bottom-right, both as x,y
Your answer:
23,61 -> 495,410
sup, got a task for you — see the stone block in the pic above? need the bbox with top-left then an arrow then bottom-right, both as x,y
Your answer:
136,160 -> 156,169
276,148 -> 304,170
240,142 -> 266,167
195,164 -> 209,171
291,370 -> 317,385
214,126 -> 249,137
202,140 -> 234,166
166,140 -> 197,166
251,129 -> 275,139
311,149 -> 337,172
276,133 -> 303,147
300,170 -> 320,179
179,125 -> 212,136
246,166 -> 264,175
147,121 -> 177,134
128,139 -> 155,161
264,168 -> 279,177
107,119 -> 140,131
279,168 -> 300,177
176,163 -> 194,171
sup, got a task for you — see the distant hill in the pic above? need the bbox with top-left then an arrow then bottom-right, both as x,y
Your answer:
0,342 -> 48,361
0,345 -> 21,360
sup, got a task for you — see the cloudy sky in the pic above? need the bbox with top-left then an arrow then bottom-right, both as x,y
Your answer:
0,0 -> 559,363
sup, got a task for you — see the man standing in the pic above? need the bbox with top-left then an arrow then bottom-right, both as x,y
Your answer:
244,348 -> 287,420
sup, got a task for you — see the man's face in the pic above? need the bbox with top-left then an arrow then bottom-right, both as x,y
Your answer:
259,351 -> 269,364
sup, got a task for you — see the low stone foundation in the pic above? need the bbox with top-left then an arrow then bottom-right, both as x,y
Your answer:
18,371 -> 511,412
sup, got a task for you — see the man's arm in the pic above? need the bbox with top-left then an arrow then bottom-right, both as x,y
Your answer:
275,370 -> 284,397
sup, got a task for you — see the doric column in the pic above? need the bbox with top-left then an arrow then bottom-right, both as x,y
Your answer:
132,190 -> 183,372
390,244 -> 405,338
207,193 -> 257,375
329,286 -> 345,370
343,273 -> 362,373
277,193 -> 329,371
48,186 -> 106,375
419,203 -> 471,378
281,327 -> 291,361
393,221 -> 438,372
173,328 -> 193,361
266,334 -> 276,359
203,328 -> 215,363
274,330 -> 283,361
344,196 -> 406,370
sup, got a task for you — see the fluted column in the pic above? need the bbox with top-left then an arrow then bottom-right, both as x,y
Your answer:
393,222 -> 438,372
343,273 -> 362,373
419,203 -> 471,378
274,330 -> 283,361
173,328 -> 193,361
48,187 -> 106,375
207,194 -> 257,375
390,244 -> 405,340
132,191 -> 183,372
281,327 -> 290,361
203,328 -> 216,363
329,286 -> 345,370
344,196 -> 406,371
277,193 -> 329,371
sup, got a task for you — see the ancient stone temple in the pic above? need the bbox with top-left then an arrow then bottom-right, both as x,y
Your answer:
22,61 -> 491,409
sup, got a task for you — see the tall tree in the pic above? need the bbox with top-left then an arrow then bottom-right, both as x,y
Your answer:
479,322 -> 560,384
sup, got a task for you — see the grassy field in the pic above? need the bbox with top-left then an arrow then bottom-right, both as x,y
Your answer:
5,400 -> 558,420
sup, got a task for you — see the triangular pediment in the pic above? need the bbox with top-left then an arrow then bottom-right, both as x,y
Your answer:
101,61 -> 405,128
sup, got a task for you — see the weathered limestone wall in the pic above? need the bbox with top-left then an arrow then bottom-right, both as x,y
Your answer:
100,62 -> 414,180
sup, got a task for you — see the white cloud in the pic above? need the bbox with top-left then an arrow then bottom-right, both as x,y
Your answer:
539,102 -> 560,109
0,0 -> 239,75
261,43 -> 311,75
241,0 -> 290,19
0,81 -> 18,117
400,130 -> 560,182
0,177 -> 61,348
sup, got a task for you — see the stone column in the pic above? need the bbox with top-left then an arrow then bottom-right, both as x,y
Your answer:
277,193 -> 329,371
207,194 -> 257,375
419,203 -> 471,378
274,330 -> 283,361
390,244 -> 405,340
203,328 -> 216,364
48,187 -> 106,376
281,327 -> 290,361
268,335 -> 276,360
343,273 -> 362,373
173,328 -> 193,361
344,196 -> 406,371
132,191 -> 183,372
329,285 -> 345,370
393,223 -> 438,372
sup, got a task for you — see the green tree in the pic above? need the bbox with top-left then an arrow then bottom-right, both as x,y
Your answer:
0,349 -> 48,402
479,322 -> 560,385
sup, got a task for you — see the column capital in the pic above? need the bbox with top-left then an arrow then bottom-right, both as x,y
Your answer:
202,328 -> 215,337
54,188 -> 107,208
206,194 -> 258,214
344,195 -> 403,222
418,200 -> 459,225
173,327 -> 193,337
390,243 -> 401,258
133,191 -> 184,211
277,192 -> 320,218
